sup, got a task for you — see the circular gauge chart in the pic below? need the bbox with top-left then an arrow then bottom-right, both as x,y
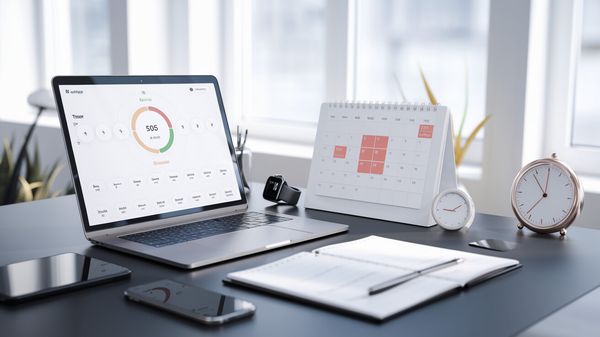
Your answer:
131,106 -> 174,154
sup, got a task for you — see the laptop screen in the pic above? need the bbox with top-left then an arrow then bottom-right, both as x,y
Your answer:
57,80 -> 243,228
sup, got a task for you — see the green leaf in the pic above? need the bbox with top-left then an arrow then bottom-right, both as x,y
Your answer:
27,142 -> 42,182
0,139 -> 14,204
35,161 -> 63,200
18,176 -> 34,202
455,115 -> 492,166
419,66 -> 438,105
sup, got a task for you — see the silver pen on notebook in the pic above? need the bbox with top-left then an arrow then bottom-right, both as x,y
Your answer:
368,258 -> 464,296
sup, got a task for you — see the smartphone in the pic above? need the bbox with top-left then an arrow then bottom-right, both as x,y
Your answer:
125,279 -> 255,325
0,252 -> 131,303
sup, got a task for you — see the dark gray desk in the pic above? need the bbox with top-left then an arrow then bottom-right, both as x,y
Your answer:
2,184 -> 600,337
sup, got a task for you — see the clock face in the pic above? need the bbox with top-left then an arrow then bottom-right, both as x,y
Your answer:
433,190 -> 474,230
514,163 -> 576,229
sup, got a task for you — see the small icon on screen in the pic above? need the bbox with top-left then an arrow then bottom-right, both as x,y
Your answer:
189,88 -> 193,92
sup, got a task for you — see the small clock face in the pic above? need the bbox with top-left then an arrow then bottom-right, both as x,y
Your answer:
432,189 -> 474,230
514,163 -> 576,229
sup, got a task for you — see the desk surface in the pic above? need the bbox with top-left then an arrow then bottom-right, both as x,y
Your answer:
1,183 -> 600,337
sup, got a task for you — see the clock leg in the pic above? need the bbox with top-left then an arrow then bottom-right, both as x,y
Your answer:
560,228 -> 567,236
517,223 -> 524,230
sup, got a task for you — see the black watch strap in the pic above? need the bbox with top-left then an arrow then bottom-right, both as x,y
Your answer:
278,182 -> 301,205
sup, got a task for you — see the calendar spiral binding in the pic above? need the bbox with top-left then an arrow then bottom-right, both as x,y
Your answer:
326,101 -> 439,112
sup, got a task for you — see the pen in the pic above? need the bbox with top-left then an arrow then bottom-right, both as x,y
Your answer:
368,258 -> 463,296
241,129 -> 248,150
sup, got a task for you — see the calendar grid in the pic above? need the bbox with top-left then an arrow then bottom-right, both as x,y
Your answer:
313,107 -> 438,209
306,101 -> 453,227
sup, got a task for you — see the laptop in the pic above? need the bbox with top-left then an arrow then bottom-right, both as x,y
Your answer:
52,75 -> 348,269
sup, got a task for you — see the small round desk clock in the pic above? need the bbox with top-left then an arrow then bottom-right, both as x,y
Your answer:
511,153 -> 584,236
432,189 -> 475,231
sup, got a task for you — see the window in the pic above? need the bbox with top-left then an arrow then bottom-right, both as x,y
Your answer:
572,0 -> 600,148
0,0 -> 111,124
545,0 -> 600,176
246,0 -> 327,124
70,0 -> 110,75
355,0 -> 489,146
0,0 -> 40,121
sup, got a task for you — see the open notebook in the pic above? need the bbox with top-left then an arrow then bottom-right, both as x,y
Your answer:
225,236 -> 521,321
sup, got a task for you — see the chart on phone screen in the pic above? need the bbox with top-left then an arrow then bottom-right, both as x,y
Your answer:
313,107 -> 440,209
59,83 -> 241,226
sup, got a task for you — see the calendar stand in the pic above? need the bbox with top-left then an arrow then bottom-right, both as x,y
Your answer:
305,102 -> 457,227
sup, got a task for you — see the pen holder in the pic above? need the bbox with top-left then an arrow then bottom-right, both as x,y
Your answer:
235,147 -> 252,194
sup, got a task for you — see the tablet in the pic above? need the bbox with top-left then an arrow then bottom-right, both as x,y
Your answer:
0,253 -> 131,303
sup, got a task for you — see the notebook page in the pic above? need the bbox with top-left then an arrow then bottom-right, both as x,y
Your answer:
227,251 -> 458,320
314,236 -> 519,286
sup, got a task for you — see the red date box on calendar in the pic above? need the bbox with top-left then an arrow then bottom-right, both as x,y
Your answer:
374,136 -> 389,148
333,145 -> 347,158
372,148 -> 386,161
359,148 -> 374,160
371,161 -> 385,175
361,135 -> 376,147
418,124 -> 434,138
358,161 -> 372,173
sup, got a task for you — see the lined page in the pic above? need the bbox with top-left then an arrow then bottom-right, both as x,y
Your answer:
314,236 -> 519,286
227,252 -> 458,320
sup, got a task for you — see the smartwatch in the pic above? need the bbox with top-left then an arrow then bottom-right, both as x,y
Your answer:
262,175 -> 301,205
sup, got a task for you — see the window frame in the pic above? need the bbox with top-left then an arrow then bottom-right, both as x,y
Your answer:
544,0 -> 600,176
224,0 -> 488,166
222,0 -> 353,145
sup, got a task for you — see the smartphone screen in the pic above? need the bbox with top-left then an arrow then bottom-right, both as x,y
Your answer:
125,280 -> 255,325
0,253 -> 131,302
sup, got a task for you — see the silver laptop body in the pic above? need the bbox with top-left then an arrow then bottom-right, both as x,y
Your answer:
53,75 -> 347,269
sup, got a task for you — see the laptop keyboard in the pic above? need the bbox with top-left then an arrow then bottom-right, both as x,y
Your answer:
120,212 -> 293,248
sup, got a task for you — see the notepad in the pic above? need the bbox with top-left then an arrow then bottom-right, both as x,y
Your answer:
225,236 -> 520,320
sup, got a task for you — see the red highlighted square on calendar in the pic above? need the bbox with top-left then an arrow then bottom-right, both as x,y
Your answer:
372,149 -> 386,161
361,135 -> 376,147
370,161 -> 385,174
374,136 -> 389,148
357,161 -> 372,173
357,134 -> 389,175
359,148 -> 374,160
418,124 -> 434,138
333,145 -> 347,159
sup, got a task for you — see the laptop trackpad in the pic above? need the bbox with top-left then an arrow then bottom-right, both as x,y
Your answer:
163,226 -> 302,264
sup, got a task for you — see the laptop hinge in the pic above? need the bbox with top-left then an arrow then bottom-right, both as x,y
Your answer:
87,204 -> 248,240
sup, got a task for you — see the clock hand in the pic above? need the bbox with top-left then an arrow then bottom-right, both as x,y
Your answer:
544,167 -> 550,194
533,174 -> 544,194
442,204 -> 464,212
527,196 -> 544,214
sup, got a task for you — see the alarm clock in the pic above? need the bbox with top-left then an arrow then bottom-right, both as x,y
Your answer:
511,153 -> 583,236
432,188 -> 475,231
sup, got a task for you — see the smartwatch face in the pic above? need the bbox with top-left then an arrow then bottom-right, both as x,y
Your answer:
263,176 -> 284,201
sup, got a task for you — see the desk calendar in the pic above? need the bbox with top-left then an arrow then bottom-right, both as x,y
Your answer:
305,102 -> 457,226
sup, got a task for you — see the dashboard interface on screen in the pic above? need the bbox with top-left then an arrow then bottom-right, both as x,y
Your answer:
59,83 -> 241,226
